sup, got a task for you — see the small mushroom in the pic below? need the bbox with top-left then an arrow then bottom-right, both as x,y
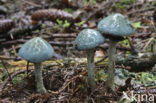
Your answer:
18,37 -> 54,93
98,13 -> 135,89
73,29 -> 105,90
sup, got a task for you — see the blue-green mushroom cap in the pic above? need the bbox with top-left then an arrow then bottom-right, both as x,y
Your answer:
98,13 -> 135,37
73,29 -> 105,50
18,37 -> 54,63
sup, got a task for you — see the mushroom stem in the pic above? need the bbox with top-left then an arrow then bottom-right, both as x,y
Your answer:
107,41 -> 117,90
86,49 -> 96,90
34,63 -> 47,93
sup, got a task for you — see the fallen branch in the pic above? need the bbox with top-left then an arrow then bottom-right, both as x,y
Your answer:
116,53 -> 156,72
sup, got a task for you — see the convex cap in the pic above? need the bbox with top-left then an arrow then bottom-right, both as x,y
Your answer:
18,37 -> 54,63
98,13 -> 135,37
73,29 -> 105,50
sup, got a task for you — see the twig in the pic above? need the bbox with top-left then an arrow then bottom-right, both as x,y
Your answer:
128,7 -> 155,15
95,55 -> 108,64
46,33 -> 77,38
127,37 -> 138,54
0,60 -> 12,83
99,44 -> 131,51
134,32 -> 152,38
22,0 -> 41,7
151,18 -> 156,32
58,71 -> 87,93
12,45 -> 17,56
142,37 -> 154,52
91,98 -> 96,103
0,56 -> 19,60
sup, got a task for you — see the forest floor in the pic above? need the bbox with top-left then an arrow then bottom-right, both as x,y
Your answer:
0,0 -> 156,102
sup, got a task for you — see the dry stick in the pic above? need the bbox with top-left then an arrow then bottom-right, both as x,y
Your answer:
115,65 -> 131,70
12,45 -> 17,56
0,60 -> 12,83
22,0 -> 41,7
95,55 -> 108,64
0,32 -> 76,40
0,56 -> 19,60
151,18 -> 156,31
10,33 -> 14,39
127,37 -> 138,54
134,32 -> 152,38
137,38 -> 150,47
46,33 -> 77,38
128,7 -> 155,15
91,98 -> 96,103
1,40 -> 73,46
142,37 -> 154,52
127,37 -> 133,49
25,33 -> 77,39
58,71 -> 87,94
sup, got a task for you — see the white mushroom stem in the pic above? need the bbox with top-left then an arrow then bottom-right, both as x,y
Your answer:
34,63 -> 47,93
86,49 -> 96,90
107,41 -> 117,90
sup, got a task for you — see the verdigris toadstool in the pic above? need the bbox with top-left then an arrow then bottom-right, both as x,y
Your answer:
97,13 -> 135,90
73,29 -> 105,90
18,37 -> 54,93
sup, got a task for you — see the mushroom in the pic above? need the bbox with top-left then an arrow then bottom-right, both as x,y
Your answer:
73,29 -> 105,90
18,37 -> 54,93
97,13 -> 135,90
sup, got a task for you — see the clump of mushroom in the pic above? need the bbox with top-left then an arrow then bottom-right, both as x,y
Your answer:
98,13 -> 135,90
18,37 -> 54,93
73,29 -> 105,90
